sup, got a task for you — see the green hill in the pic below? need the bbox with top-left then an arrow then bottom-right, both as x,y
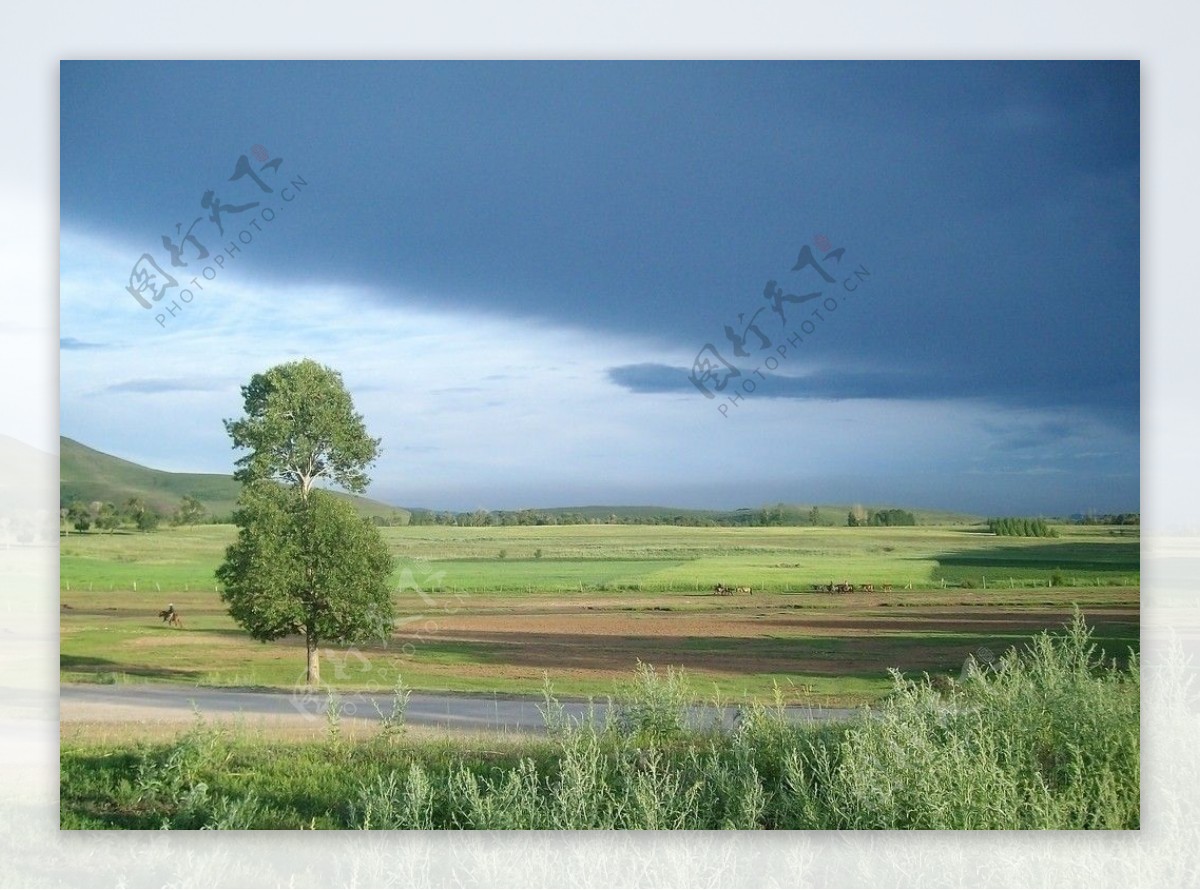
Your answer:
59,437 -> 409,522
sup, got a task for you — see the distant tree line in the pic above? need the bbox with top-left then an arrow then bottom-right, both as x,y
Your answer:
398,504 -> 846,528
987,517 -> 1059,537
847,507 -> 917,528
403,509 -> 675,527
57,495 -> 960,531
60,494 -> 210,533
1071,512 -> 1139,526
396,504 -> 937,528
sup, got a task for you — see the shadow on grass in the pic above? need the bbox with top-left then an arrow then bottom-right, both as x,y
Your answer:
59,749 -> 162,829
930,541 -> 1140,573
60,653 -> 203,682
382,621 -> 1140,680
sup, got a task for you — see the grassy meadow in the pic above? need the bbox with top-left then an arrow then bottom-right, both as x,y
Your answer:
61,522 -> 1141,593
60,523 -> 1140,704
61,616 -> 1140,829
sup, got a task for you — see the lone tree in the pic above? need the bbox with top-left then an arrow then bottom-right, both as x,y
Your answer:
216,359 -> 394,685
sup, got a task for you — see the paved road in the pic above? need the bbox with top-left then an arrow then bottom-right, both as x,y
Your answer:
60,683 -> 860,733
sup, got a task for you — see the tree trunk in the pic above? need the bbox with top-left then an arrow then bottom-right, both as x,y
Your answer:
306,634 -> 320,686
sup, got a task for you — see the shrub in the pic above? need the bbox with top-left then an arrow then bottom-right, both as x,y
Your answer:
784,611 -> 1138,829
350,764 -> 437,830
613,661 -> 691,746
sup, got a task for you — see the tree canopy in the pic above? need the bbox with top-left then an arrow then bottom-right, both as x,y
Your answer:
224,359 -> 380,498
988,516 -> 1058,537
217,485 -> 393,656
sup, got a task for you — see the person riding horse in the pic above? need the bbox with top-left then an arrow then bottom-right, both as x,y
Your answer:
158,603 -> 182,627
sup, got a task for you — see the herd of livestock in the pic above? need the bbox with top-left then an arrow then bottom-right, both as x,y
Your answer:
811,581 -> 894,593
714,581 -> 895,595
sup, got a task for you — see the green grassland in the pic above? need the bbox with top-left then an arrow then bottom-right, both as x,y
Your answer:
61,523 -> 1141,593
60,523 -> 1140,704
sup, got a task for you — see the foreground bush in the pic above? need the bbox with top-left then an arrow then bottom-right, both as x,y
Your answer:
61,615 -> 1137,829
785,615 -> 1138,828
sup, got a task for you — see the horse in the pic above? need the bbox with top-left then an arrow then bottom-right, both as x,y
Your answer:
158,608 -> 183,628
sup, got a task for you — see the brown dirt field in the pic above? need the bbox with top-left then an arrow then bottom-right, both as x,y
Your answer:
387,599 -> 1138,682
413,603 -> 1137,643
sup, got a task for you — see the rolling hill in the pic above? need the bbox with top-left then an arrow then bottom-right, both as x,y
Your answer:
59,437 -> 410,522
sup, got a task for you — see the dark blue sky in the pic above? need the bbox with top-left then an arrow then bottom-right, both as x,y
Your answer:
60,61 -> 1139,513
